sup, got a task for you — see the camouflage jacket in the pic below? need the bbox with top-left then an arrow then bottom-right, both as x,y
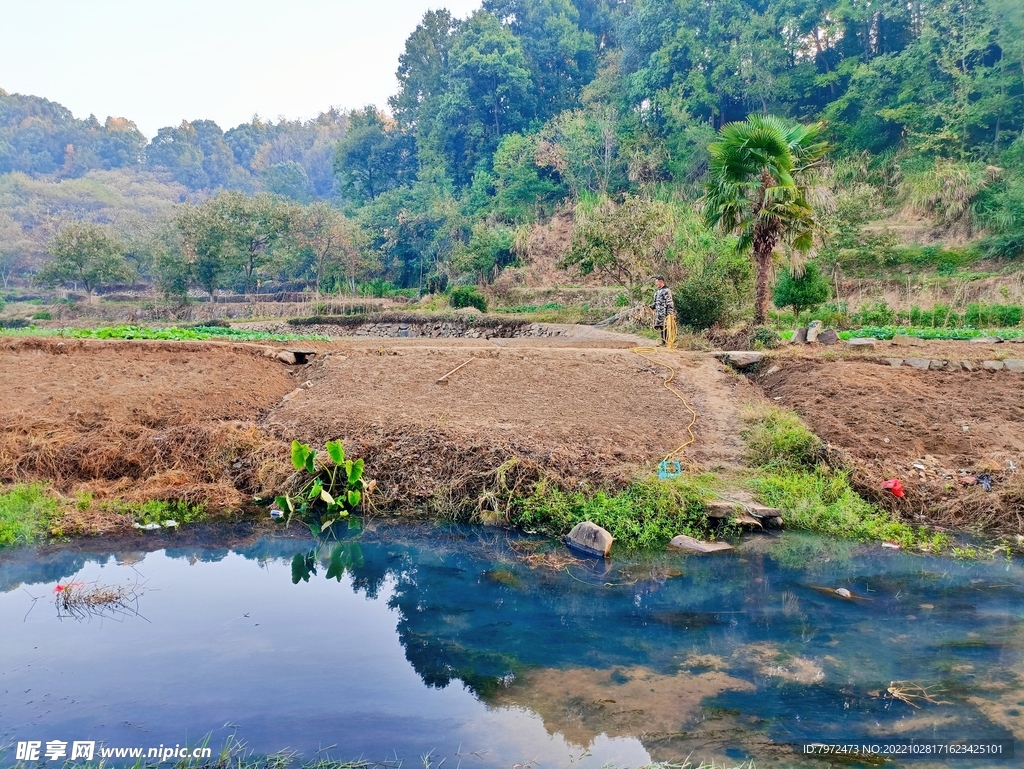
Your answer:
653,286 -> 674,324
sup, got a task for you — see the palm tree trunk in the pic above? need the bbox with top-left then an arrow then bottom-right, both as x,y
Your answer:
753,224 -> 775,325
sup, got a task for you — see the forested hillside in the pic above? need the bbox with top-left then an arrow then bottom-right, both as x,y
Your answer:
2,0 -> 1023,319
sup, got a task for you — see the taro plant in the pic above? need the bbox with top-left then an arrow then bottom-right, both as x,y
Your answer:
275,440 -> 375,531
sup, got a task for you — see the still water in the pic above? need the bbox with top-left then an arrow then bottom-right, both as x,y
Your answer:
1,523 -> 1023,767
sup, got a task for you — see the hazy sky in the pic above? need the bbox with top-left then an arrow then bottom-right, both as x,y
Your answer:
1,0 -> 482,137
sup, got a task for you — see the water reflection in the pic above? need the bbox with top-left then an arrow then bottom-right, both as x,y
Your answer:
2,525 -> 1023,766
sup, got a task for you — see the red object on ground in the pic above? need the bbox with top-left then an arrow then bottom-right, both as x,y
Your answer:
881,478 -> 905,497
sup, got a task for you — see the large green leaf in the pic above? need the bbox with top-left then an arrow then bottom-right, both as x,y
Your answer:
348,458 -> 365,486
347,489 -> 362,508
290,440 -> 312,471
325,440 -> 345,465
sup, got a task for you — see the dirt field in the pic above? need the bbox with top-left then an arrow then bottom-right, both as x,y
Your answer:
762,348 -> 1024,530
6,329 -> 1022,533
0,334 -> 750,527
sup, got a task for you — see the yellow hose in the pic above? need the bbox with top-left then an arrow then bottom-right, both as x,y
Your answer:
632,335 -> 698,466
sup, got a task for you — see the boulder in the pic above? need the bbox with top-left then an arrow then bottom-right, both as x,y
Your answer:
806,320 -> 824,343
818,329 -> 840,345
847,337 -> 877,349
928,359 -> 946,370
668,535 -> 734,554
564,521 -> 614,557
717,351 -> 765,369
892,334 -> 926,347
1004,359 -> 1024,373
904,357 -> 930,370
276,350 -> 298,365
791,327 -> 808,345
982,360 -> 1005,371
704,500 -> 743,518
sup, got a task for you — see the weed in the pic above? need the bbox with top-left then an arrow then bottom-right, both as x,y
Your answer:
742,406 -> 822,470
742,407 -> 947,550
107,499 -> 206,525
0,483 -> 60,547
276,440 -> 375,532
511,475 -> 724,549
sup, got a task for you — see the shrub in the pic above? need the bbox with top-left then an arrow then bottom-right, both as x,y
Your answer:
31,310 -> 53,320
964,303 -> 1023,328
751,326 -> 782,349
675,277 -> 729,330
449,286 -> 488,313
773,263 -> 830,318
850,301 -> 895,327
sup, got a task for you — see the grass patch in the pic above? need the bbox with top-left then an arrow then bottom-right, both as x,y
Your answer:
511,475 -> 726,549
0,483 -> 61,547
743,406 -> 947,550
97,497 -> 207,525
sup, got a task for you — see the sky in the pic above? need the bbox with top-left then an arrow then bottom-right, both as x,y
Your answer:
0,0 -> 483,137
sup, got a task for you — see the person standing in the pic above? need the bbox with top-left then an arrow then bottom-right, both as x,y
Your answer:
651,276 -> 675,346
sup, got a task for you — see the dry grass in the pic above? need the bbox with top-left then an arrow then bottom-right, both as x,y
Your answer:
54,579 -> 145,621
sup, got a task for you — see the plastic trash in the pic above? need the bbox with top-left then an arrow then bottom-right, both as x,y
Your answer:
658,460 -> 682,479
881,478 -> 905,498
270,508 -> 284,519
977,473 -> 993,492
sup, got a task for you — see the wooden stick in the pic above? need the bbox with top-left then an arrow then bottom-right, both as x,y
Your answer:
436,358 -> 474,384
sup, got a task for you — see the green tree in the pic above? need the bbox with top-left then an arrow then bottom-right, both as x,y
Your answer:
175,203 -> 229,301
773,262 -> 830,320
703,115 -> 831,325
561,194 -> 675,300
294,202 -> 367,298
212,192 -> 295,295
333,108 -> 417,203
37,223 -> 130,300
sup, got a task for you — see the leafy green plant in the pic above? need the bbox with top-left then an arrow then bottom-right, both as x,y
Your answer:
773,263 -> 830,319
275,440 -> 373,531
449,285 -> 488,312
31,310 -> 52,320
0,324 -> 329,342
0,483 -> 61,547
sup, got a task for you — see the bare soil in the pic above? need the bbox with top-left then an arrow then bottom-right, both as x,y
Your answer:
0,333 -> 750,529
761,353 -> 1024,531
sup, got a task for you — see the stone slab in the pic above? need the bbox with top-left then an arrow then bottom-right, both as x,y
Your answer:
717,351 -> 765,369
704,500 -> 743,518
847,338 -> 877,349
1004,359 -> 1024,373
892,334 -> 926,347
885,358 -> 903,367
904,357 -> 930,370
791,328 -> 808,345
982,360 -> 1005,371
668,535 -> 734,554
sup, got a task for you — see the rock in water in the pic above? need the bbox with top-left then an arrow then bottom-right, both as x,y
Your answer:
818,329 -> 839,345
667,535 -> 734,554
565,521 -> 614,557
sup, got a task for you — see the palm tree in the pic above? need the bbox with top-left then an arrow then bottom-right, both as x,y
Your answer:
703,115 -> 831,325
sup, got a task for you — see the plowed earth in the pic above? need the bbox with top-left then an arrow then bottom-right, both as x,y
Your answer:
0,336 -> 749,531
761,356 -> 1024,530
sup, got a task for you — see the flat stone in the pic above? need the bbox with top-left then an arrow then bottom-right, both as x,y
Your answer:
904,357 -> 930,370
704,500 -> 743,518
791,328 -> 808,345
1004,359 -> 1024,373
806,320 -> 824,343
668,535 -> 734,554
733,512 -> 763,527
941,361 -> 962,372
969,336 -> 1003,344
818,329 -> 840,345
885,358 -> 904,367
565,521 -> 614,557
960,360 -> 976,372
982,360 -> 1005,371
746,504 -> 784,518
892,334 -> 926,347
717,351 -> 765,369
928,359 -> 946,370
846,338 -> 877,349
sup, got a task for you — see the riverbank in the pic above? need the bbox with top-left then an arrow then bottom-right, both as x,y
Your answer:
0,327 -> 1020,550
